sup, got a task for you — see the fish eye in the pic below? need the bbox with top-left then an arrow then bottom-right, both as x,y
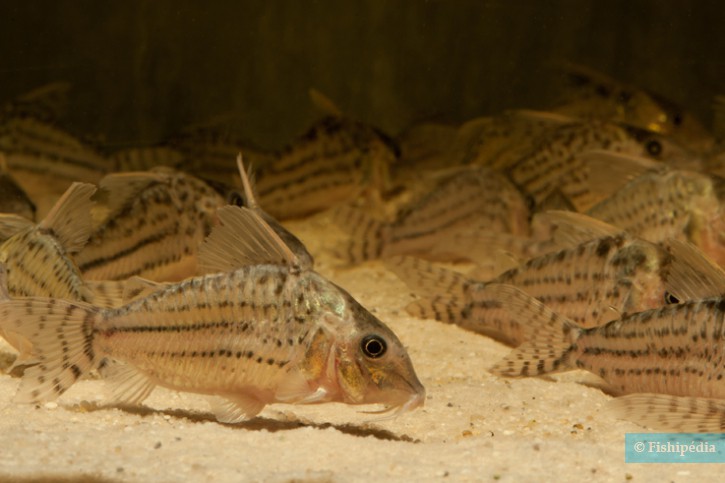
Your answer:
361,335 -> 387,359
227,191 -> 245,207
617,91 -> 632,104
672,113 -> 683,126
646,140 -> 662,157
664,291 -> 680,304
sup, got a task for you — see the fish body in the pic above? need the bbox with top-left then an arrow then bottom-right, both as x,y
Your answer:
552,61 -> 714,154
504,119 -> 690,212
0,205 -> 424,422
255,116 -> 398,219
587,166 -> 725,266
337,166 -> 529,263
490,284 -> 725,400
0,183 -> 121,360
390,233 -> 700,346
76,167 -> 226,281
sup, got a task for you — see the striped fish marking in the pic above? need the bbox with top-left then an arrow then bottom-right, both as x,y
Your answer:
0,183 -> 123,364
489,283 -> 725,399
390,229 -> 725,346
0,204 -> 424,422
336,166 -> 530,264
76,167 -> 226,281
255,116 -> 398,219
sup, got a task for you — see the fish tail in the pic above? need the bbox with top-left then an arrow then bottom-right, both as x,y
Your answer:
486,283 -> 581,377
0,289 -> 103,402
609,393 -> 725,433
333,205 -> 390,262
386,256 -> 470,323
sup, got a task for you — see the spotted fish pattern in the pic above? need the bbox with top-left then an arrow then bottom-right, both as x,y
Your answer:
336,166 -> 530,263
0,205 -> 424,422
76,167 -> 226,282
255,116 -> 398,219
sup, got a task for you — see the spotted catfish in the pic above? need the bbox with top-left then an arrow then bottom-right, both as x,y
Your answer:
501,117 -> 694,212
389,224 -> 725,346
488,283 -> 725,432
254,113 -> 398,220
335,165 -> 530,264
581,152 -> 725,267
0,204 -> 424,422
551,61 -> 714,154
75,167 -> 226,282
0,182 -> 122,363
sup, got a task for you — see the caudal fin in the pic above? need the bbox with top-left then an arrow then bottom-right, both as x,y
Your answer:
610,393 -> 725,433
386,256 -> 470,323
0,294 -> 102,402
332,205 -> 391,263
487,283 -> 580,377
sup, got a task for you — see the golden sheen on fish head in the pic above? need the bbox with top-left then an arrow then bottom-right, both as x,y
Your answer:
305,280 -> 424,415
608,238 -> 677,314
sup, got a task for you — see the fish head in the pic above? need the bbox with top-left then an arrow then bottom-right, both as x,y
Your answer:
318,288 -> 425,416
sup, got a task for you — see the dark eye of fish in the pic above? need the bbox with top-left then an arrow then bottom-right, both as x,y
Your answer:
227,191 -> 246,207
617,90 -> 632,104
664,291 -> 680,304
361,335 -> 387,358
672,112 -> 683,126
646,140 -> 662,157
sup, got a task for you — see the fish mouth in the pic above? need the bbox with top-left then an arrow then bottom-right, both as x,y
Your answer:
359,376 -> 426,421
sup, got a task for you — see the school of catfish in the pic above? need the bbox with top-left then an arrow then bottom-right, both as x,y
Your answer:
1,64 -> 725,433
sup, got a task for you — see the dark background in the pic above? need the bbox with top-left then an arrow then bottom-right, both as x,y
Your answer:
1,1 -> 723,150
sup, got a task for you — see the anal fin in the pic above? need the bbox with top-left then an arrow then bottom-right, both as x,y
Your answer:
209,395 -> 266,423
104,359 -> 156,406
609,393 -> 725,433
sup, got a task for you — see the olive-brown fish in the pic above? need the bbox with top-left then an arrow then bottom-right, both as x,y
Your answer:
488,283 -> 725,431
255,115 -> 398,220
76,167 -> 226,282
0,205 -> 424,422
388,229 -> 725,346
336,166 -> 530,264
0,182 -> 121,363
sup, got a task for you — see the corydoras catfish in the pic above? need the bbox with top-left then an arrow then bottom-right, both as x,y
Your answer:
0,205 -> 424,422
489,282 -> 725,432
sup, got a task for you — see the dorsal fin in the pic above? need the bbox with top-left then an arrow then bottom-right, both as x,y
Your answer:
0,214 -> 34,241
198,205 -> 300,273
308,88 -> 343,117
38,182 -> 97,253
505,109 -> 577,125
97,170 -> 170,219
662,239 -> 725,300
582,150 -> 661,198
534,210 -> 624,248
236,153 -> 259,209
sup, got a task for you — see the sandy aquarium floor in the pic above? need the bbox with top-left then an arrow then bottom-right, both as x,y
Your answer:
0,213 -> 721,483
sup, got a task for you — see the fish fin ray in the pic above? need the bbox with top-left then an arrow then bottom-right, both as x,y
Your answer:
662,239 -> 725,300
1,297 -> 101,403
536,210 -> 624,248
38,182 -> 97,253
84,280 -> 128,308
198,205 -> 299,272
582,150 -> 661,199
97,170 -> 169,220
0,214 -> 35,241
332,205 -> 390,263
209,395 -> 265,423
104,359 -> 156,406
308,88 -> 343,117
486,283 -> 579,377
609,393 -> 725,433
386,256 -> 470,298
